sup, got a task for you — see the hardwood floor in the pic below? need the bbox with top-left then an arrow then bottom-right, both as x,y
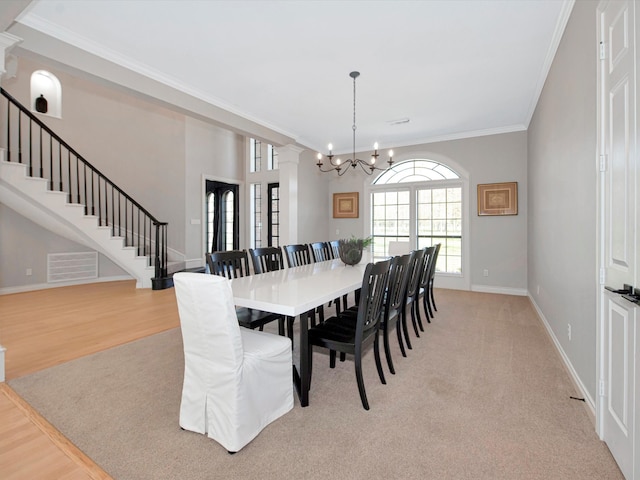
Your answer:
0,280 -> 180,479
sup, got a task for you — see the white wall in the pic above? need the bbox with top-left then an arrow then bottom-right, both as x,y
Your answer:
528,0 -> 598,399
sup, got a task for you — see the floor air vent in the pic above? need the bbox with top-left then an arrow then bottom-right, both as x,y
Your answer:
47,252 -> 98,283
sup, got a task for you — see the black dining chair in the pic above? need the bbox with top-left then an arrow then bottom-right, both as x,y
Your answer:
418,246 -> 436,323
380,253 -> 413,374
283,243 -> 311,268
249,247 -> 295,340
413,246 -> 435,331
206,250 -> 286,335
249,246 -> 284,274
398,249 -> 425,353
333,253 -> 412,377
328,240 -> 340,260
283,243 -> 326,323
307,259 -> 391,410
310,242 -> 332,262
426,243 -> 441,317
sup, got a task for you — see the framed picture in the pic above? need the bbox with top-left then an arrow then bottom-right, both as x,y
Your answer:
477,182 -> 518,216
333,192 -> 359,218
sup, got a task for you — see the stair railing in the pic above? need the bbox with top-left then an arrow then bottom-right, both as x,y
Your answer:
0,88 -> 168,281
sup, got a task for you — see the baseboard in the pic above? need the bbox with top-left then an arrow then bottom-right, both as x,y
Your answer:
471,284 -> 528,296
0,275 -> 134,295
528,293 -> 596,425
185,258 -> 204,270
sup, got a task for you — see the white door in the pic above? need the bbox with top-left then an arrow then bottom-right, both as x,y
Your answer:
598,1 -> 638,478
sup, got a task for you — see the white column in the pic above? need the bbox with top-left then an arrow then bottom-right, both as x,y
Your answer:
277,145 -> 304,246
0,32 -> 21,80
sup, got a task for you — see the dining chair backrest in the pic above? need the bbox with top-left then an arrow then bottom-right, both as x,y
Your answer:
283,244 -> 311,267
386,253 -> 413,320
356,259 -> 391,341
428,243 -> 441,282
249,247 -> 284,274
419,246 -> 436,292
310,242 -> 332,262
328,240 -> 340,260
405,249 -> 425,301
206,250 -> 250,279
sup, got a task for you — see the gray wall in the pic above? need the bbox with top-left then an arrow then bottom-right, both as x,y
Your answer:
324,131 -> 528,291
528,0 -> 598,399
0,203 -> 127,289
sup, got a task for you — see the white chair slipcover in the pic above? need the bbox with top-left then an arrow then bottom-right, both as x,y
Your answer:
173,272 -> 293,452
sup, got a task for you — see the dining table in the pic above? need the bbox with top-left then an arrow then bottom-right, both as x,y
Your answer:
230,253 -> 376,407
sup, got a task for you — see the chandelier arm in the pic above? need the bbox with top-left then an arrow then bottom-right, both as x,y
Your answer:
356,159 -> 374,175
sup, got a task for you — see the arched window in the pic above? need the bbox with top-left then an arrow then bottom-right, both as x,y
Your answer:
371,159 -> 463,275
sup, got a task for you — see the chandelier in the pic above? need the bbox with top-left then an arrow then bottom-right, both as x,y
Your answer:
316,71 -> 393,176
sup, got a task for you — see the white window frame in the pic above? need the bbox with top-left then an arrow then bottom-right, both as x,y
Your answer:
364,154 -> 471,291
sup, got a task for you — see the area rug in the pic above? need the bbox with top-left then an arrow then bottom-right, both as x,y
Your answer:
9,291 -> 623,479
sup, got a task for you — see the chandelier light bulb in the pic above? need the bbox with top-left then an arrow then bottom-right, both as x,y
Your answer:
328,143 -> 333,152
371,156 -> 376,164
374,142 -> 379,151
336,158 -> 341,165
389,149 -> 394,157
317,153 -> 322,159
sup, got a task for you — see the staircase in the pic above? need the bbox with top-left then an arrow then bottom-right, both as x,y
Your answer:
0,88 -> 171,289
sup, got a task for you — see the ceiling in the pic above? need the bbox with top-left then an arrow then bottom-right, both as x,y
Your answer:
10,0 -> 572,155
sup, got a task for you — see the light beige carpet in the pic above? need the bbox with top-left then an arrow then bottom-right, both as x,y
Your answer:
9,290 -> 622,479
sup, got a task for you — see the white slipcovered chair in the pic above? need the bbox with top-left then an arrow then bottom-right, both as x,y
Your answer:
173,272 -> 293,453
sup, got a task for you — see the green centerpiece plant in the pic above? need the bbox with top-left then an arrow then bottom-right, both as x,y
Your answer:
338,236 -> 373,266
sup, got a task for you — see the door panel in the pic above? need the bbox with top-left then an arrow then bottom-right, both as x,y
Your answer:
604,0 -> 635,287
603,295 -> 636,479
599,1 -> 638,478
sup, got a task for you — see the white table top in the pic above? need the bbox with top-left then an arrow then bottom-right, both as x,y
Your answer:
230,254 -> 379,317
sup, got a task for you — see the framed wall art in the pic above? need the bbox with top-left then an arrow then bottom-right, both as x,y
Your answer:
477,182 -> 518,216
333,192 -> 359,218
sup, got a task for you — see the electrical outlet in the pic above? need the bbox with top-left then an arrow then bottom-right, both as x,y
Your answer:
26,268 -> 32,276
483,269 -> 489,277
568,323 -> 572,341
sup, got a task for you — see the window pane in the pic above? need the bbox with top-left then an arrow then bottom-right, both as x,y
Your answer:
372,160 -> 462,275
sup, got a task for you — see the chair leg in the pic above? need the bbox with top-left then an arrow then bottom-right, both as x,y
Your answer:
415,297 -> 425,332
401,309 -> 413,350
354,348 -> 370,410
383,321 -> 395,374
308,344 -> 313,390
410,302 -> 421,337
340,352 -> 346,362
430,280 -> 438,312
396,319 -> 407,357
423,295 -> 433,321
278,318 -> 285,336
329,350 -> 337,368
374,331 -> 386,385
